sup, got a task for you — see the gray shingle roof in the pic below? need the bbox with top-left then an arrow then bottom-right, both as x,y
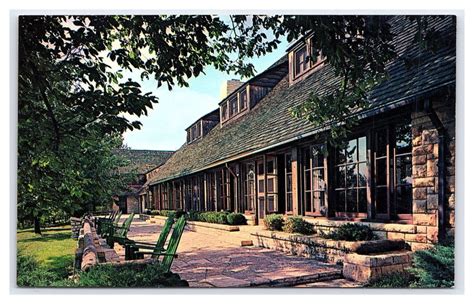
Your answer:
149,16 -> 456,185
114,149 -> 174,174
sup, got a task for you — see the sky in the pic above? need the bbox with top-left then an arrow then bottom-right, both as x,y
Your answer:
122,44 -> 289,151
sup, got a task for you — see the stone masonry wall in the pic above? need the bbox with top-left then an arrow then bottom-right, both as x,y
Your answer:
410,95 -> 455,250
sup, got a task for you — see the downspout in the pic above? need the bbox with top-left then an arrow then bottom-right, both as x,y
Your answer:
424,99 -> 447,243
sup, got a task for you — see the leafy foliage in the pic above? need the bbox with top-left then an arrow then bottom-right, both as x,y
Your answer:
282,216 -> 315,235
409,243 -> 455,288
263,214 -> 284,231
365,271 -> 412,288
67,262 -> 188,288
17,253 -> 64,287
366,242 -> 455,288
321,223 -> 376,241
226,213 -> 247,225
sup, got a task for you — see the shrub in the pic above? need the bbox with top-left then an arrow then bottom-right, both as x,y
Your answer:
226,213 -> 247,225
283,216 -> 314,235
17,253 -> 62,287
150,210 -> 160,216
322,223 -> 376,241
71,262 -> 188,287
187,210 -> 201,221
200,211 -> 228,224
263,214 -> 284,231
365,271 -> 412,288
158,210 -> 176,218
408,242 -> 455,288
174,209 -> 186,218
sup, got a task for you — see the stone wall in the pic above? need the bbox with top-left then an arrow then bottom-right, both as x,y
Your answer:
75,217 -> 120,271
410,95 -> 455,250
127,196 -> 139,214
70,217 -> 82,239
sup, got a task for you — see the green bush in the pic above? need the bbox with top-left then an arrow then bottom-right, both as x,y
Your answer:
17,254 -> 62,287
322,223 -> 376,241
150,210 -> 160,216
187,210 -> 201,221
200,211 -> 228,224
263,214 -> 284,231
226,213 -> 247,225
365,271 -> 412,288
409,242 -> 455,288
71,262 -> 188,287
365,241 -> 455,288
283,216 -> 314,235
158,210 -> 176,218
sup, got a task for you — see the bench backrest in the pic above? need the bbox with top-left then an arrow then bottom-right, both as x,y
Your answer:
117,213 -> 135,238
153,215 -> 175,255
113,211 -> 122,224
160,215 -> 186,273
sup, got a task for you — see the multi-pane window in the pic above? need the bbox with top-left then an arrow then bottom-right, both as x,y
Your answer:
221,103 -> 228,121
243,163 -> 255,213
229,95 -> 238,117
394,123 -> 413,217
334,136 -> 368,216
217,169 -> 231,211
266,157 -> 278,213
374,121 -> 413,219
294,45 -> 310,77
303,145 -> 326,216
284,153 -> 293,214
239,88 -> 248,110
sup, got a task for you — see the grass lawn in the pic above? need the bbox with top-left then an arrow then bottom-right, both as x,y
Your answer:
17,226 -> 76,278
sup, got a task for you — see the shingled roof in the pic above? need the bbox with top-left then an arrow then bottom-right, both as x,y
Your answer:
149,16 -> 456,185
114,149 -> 174,174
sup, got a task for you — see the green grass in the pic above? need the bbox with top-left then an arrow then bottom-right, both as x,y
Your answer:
17,225 -> 76,280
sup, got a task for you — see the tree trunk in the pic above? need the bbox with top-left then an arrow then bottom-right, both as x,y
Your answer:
34,217 -> 42,235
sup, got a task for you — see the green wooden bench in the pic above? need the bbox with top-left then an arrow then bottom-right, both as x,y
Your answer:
125,215 -> 187,273
104,212 -> 134,247
124,215 -> 175,260
98,210 -> 122,236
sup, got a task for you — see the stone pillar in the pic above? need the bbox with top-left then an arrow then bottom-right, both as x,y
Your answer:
410,96 -> 455,250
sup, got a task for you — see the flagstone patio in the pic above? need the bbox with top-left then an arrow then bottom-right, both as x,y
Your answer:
114,217 -> 361,288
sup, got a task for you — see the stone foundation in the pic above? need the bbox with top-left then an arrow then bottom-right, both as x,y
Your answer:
70,217 -> 82,239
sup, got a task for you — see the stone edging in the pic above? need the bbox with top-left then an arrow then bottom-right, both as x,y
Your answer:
150,215 -> 240,232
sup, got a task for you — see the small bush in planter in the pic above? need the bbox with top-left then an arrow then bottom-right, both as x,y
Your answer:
263,214 -> 284,231
187,210 -> 201,221
226,213 -> 247,225
283,216 -> 314,235
323,223 -> 376,241
150,210 -> 160,216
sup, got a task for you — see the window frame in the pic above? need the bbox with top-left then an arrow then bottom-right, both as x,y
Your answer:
302,144 -> 327,217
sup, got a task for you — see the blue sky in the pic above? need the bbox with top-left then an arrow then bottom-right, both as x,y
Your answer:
122,43 -> 289,151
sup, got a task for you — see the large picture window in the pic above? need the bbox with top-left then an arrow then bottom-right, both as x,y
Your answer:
334,136 -> 368,217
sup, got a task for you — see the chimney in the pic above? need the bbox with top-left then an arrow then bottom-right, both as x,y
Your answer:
219,79 -> 244,99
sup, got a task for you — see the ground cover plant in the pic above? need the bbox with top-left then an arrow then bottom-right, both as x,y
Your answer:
320,223 -> 376,241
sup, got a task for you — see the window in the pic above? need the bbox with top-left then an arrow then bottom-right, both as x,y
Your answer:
284,153 -> 293,214
243,163 -> 255,213
374,120 -> 413,219
334,136 -> 368,217
229,95 -> 238,117
221,103 -> 228,121
239,88 -> 248,110
294,45 -> 310,77
303,145 -> 326,216
266,157 -> 278,213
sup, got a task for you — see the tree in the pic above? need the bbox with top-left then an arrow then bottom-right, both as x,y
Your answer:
18,15 -> 449,234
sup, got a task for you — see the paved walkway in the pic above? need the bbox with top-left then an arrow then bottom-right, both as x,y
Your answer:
115,217 -> 358,288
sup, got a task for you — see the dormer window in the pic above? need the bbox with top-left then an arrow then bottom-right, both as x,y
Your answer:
294,45 -> 310,77
229,95 -> 238,117
186,120 -> 203,144
289,35 -> 324,85
239,88 -> 248,110
220,84 -> 250,124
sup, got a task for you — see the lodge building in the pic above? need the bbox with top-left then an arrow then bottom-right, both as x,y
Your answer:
142,16 -> 456,250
